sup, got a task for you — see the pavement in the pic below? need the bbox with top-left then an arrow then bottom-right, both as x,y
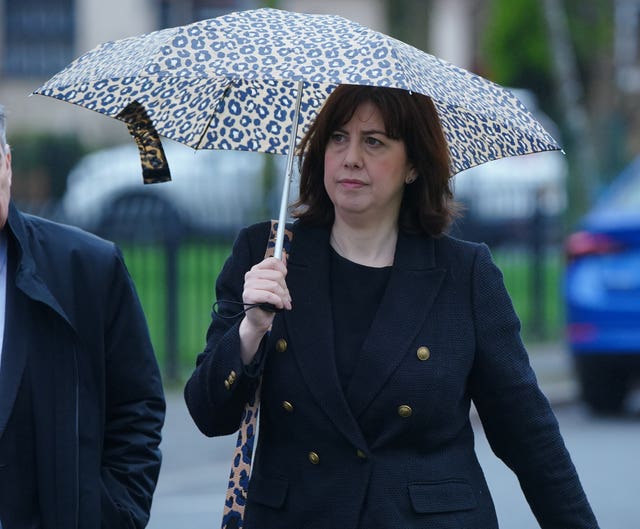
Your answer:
526,341 -> 579,406
146,341 -> 578,528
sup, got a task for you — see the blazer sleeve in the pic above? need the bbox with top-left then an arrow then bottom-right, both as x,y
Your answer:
184,223 -> 270,437
100,246 -> 166,529
468,244 -> 599,529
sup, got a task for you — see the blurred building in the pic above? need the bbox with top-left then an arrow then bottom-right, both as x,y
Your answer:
0,0 -> 387,144
615,0 -> 640,93
2,0 -> 493,211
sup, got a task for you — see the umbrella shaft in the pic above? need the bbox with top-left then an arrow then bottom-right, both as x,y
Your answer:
274,80 -> 303,260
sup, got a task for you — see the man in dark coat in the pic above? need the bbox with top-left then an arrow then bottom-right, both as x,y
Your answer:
0,105 -> 165,528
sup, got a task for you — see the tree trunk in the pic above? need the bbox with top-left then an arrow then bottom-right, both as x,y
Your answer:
541,0 -> 599,221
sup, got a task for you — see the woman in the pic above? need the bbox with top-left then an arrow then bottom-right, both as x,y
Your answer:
185,85 -> 598,528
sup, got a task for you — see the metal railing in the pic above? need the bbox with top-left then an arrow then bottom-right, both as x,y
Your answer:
17,187 -> 565,383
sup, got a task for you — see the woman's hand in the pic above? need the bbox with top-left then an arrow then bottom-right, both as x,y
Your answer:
239,257 -> 291,364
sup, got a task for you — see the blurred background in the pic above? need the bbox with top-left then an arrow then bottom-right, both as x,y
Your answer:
1,1 -> 639,527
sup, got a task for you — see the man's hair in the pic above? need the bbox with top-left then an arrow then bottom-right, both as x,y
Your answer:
0,104 -> 7,155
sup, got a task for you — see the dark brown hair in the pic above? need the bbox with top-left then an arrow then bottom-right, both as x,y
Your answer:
292,84 -> 458,236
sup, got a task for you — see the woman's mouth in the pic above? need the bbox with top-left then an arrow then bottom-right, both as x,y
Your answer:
338,179 -> 366,189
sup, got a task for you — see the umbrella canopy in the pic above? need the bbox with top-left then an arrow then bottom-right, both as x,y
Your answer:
34,8 -> 561,256
34,7 -> 559,177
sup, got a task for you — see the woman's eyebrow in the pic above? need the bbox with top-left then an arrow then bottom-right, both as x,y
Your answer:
333,127 -> 389,136
362,129 -> 388,135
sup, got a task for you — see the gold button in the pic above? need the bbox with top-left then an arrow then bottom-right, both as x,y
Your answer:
224,380 -> 230,390
398,405 -> 413,418
229,370 -> 237,381
308,451 -> 320,465
282,401 -> 294,413
416,346 -> 431,361
275,338 -> 288,353
356,449 -> 367,459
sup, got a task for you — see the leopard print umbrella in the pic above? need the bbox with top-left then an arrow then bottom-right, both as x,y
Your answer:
33,7 -> 560,184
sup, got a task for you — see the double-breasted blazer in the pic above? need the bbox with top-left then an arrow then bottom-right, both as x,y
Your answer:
0,203 -> 165,529
185,220 -> 598,529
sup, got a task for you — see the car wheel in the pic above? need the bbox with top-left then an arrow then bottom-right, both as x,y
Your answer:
574,355 -> 628,415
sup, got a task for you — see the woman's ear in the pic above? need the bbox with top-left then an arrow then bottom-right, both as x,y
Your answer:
405,168 -> 417,184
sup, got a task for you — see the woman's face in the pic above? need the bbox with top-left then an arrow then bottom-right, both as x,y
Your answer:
323,101 -> 414,225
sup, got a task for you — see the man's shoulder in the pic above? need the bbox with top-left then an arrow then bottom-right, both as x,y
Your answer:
20,211 -> 116,258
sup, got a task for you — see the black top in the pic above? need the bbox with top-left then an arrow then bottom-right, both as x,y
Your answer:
330,247 -> 392,393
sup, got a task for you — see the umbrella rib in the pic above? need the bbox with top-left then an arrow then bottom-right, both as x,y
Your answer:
387,39 -> 414,93
194,80 -> 235,151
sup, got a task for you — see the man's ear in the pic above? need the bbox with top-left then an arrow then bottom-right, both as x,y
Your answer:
5,147 -> 11,185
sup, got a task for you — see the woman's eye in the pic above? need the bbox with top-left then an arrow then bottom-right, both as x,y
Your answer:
330,132 -> 346,143
365,136 -> 383,146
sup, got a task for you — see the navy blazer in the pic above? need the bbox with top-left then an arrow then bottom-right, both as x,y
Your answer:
0,203 -> 165,529
185,221 -> 598,529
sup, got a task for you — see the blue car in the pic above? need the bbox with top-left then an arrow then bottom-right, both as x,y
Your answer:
564,155 -> 640,414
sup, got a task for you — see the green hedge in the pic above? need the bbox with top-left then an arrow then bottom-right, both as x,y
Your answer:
121,242 -> 564,383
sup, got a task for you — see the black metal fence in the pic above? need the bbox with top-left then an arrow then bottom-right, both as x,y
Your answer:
91,192 -> 237,384
18,187 -> 566,384
450,190 -> 566,344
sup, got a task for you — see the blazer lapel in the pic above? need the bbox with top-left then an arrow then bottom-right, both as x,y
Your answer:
284,224 -> 368,451
346,231 -> 446,418
0,248 -> 30,438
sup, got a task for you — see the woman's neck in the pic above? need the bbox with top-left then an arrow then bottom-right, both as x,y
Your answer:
330,218 -> 398,268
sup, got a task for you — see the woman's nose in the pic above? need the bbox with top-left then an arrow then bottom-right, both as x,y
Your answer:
343,141 -> 363,168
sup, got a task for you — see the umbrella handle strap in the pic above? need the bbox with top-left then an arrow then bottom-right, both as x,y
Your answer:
220,219 -> 292,529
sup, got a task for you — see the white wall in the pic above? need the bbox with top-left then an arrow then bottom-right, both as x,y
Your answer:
76,0 -> 157,53
429,0 -> 474,69
279,0 -> 387,32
